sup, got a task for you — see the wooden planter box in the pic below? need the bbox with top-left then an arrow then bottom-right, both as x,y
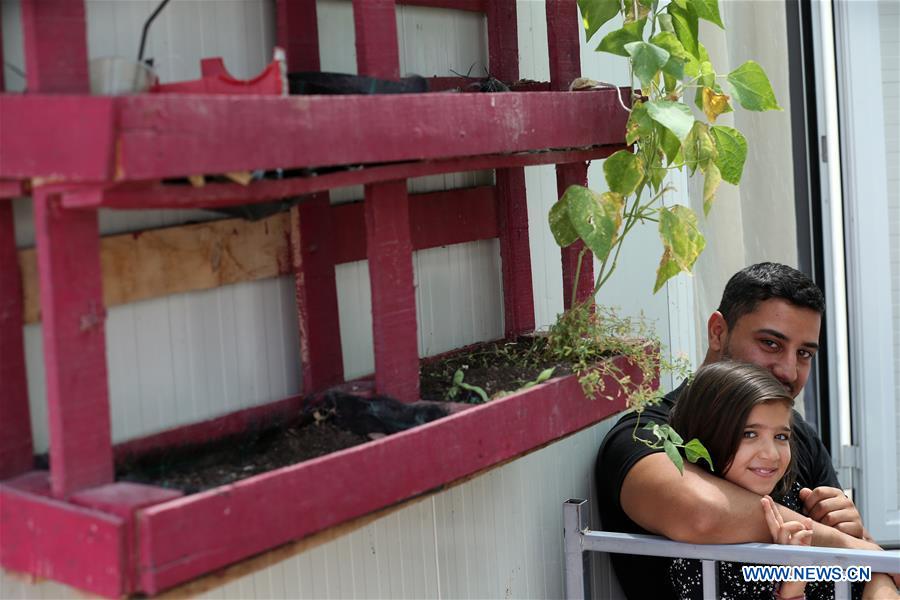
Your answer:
0,1 -> 637,596
0,356 -> 644,597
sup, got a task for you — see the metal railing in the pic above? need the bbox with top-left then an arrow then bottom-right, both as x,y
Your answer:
564,499 -> 900,600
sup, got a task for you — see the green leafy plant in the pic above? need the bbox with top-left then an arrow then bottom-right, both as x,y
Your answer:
519,367 -> 556,390
640,421 -> 713,474
553,0 -> 781,297
545,0 -> 779,468
447,369 -> 490,404
548,0 -> 778,396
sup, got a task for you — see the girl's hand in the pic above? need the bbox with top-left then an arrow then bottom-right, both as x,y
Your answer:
762,496 -> 813,599
761,495 -> 814,546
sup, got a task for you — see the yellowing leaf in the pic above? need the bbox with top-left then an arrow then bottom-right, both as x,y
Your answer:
626,100 -> 654,145
655,205 -> 706,292
567,188 -> 625,262
549,188 -> 580,247
703,162 -> 722,215
702,87 -> 731,122
603,150 -> 645,196
683,121 -> 717,175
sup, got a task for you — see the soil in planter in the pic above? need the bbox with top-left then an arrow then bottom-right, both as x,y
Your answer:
420,336 -> 574,403
111,337 -> 569,494
114,393 -> 450,494
115,421 -> 370,494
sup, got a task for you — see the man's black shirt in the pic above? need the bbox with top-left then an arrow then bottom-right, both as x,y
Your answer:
595,383 -> 840,600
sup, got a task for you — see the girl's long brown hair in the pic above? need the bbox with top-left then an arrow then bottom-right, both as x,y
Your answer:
669,361 -> 796,496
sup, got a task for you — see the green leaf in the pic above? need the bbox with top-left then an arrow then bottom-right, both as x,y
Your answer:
698,42 -> 710,63
670,0 -> 687,9
703,161 -> 722,216
685,438 -> 714,471
650,32 -> 691,80
687,0 -> 724,28
458,379 -> 489,403
578,0 -> 621,42
683,121 -> 717,174
603,150 -> 645,196
626,100 -> 654,145
726,60 -> 782,111
648,153 -> 666,192
646,99 -> 695,141
662,425 -> 684,445
710,125 -> 748,185
664,440 -> 684,474
453,369 -> 464,385
655,205 -> 706,292
657,13 -> 675,32
520,367 -> 556,390
549,193 -> 580,247
624,41 -> 670,90
624,0 -> 651,24
596,18 -> 647,56
566,187 -> 625,262
659,124 -> 682,164
535,367 -> 556,384
668,4 -> 698,60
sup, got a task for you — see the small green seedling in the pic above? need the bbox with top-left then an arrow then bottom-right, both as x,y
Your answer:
447,369 -> 489,404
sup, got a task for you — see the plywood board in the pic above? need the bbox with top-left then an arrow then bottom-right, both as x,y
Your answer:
19,214 -> 293,324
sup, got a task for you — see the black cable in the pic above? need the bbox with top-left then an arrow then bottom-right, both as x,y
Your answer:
137,0 -> 172,63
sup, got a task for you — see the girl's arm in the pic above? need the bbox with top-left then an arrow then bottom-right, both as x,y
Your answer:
762,496 -> 813,599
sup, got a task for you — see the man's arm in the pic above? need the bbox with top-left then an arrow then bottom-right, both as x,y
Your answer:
620,454 -> 880,550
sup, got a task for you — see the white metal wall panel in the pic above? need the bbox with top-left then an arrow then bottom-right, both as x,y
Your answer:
23,277 -> 301,453
178,416 -> 620,600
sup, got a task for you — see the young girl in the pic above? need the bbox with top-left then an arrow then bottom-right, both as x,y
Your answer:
666,361 -> 896,600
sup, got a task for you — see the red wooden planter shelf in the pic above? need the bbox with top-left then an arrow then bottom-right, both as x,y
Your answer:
0,360 -> 646,597
0,0 -> 641,597
0,87 -> 628,184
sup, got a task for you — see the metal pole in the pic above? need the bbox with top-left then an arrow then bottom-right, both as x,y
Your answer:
564,499 -> 592,599
834,580 -> 851,600
701,559 -> 718,599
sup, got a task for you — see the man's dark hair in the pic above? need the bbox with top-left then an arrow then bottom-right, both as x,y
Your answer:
717,262 -> 825,329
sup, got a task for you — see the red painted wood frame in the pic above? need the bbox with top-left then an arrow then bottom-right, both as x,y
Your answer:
547,0 -> 595,308
135,358 -> 646,594
277,0 -> 344,395
19,0 -> 115,498
0,0 -> 637,595
0,202 -> 32,480
354,0 -> 420,401
489,0 -> 536,338
59,147 -> 620,211
0,7 -> 32,481
33,188 -> 114,496
0,89 -> 630,182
